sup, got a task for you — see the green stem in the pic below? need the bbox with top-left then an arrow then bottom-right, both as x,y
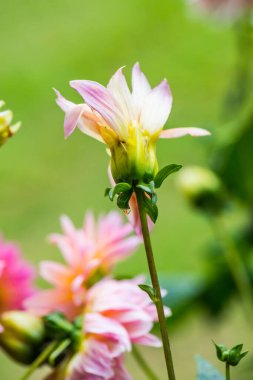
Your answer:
226,363 -> 231,380
211,215 -> 253,327
20,341 -> 59,380
135,188 -> 176,380
132,346 -> 160,380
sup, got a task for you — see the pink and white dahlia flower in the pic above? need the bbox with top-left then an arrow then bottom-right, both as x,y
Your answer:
0,235 -> 35,313
25,211 -> 140,319
55,63 -> 209,185
190,0 -> 253,18
45,277 -> 169,380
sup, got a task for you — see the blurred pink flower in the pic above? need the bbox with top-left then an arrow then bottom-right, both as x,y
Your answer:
45,277 -> 169,380
0,235 -> 35,313
25,211 -> 140,319
191,0 -> 253,18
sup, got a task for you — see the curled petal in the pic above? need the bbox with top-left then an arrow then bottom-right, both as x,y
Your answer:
160,127 -> 210,139
40,261 -> 72,287
70,80 -> 126,138
140,79 -> 172,135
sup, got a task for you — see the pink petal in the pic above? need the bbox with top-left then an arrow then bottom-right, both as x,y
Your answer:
40,261 -> 72,287
54,89 -> 85,139
132,62 -> 151,118
159,127 -> 211,139
85,313 -> 131,353
132,333 -> 162,347
140,79 -> 173,134
70,80 -> 125,138
107,67 -> 134,135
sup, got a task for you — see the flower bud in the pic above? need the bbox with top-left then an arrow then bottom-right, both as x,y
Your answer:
0,311 -> 45,364
177,166 -> 224,213
0,102 -> 21,146
213,341 -> 248,367
102,125 -> 158,184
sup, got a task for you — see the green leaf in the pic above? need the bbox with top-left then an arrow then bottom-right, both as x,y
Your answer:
111,182 -> 132,200
196,356 -> 225,380
104,187 -> 112,197
143,195 -> 158,223
117,190 -> 132,209
136,182 -> 153,194
138,284 -> 158,303
154,164 -> 182,188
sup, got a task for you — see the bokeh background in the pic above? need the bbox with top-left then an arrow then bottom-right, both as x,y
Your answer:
0,0 -> 252,378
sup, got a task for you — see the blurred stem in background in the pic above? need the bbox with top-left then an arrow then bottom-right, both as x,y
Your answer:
224,10 -> 253,117
135,188 -> 176,380
210,215 -> 253,328
132,346 -> 160,380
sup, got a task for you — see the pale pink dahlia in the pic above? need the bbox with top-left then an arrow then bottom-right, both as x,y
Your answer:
0,235 -> 35,312
191,0 -> 253,18
46,277 -> 169,380
25,211 -> 140,319
55,63 -> 209,185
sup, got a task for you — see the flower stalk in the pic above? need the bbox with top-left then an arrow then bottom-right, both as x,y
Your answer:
226,362 -> 231,380
132,346 -> 160,380
135,187 -> 176,380
20,341 -> 59,380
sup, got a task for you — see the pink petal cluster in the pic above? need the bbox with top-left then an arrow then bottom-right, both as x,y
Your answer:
190,0 -> 253,18
25,211 -> 140,319
55,62 -> 209,142
0,235 -> 35,313
46,278 -> 170,380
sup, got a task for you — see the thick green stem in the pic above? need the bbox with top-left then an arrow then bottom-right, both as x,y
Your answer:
135,188 -> 176,380
226,363 -> 231,380
211,216 -> 253,327
132,346 -> 160,380
20,341 -> 59,380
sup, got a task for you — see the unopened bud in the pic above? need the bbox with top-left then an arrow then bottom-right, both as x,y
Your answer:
177,166 -> 224,212
213,341 -> 248,367
0,311 -> 45,364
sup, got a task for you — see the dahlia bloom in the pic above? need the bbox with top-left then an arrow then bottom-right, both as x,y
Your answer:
55,63 -> 209,185
0,235 -> 35,313
45,277 -> 169,380
0,101 -> 21,146
190,0 -> 253,18
25,211 -> 140,319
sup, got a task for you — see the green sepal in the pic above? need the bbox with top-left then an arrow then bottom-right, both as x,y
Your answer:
143,195 -> 158,223
104,187 -> 112,197
227,344 -> 248,366
43,312 -> 73,340
138,284 -> 159,303
213,341 -> 228,362
137,181 -> 157,205
117,190 -> 133,209
154,164 -> 182,189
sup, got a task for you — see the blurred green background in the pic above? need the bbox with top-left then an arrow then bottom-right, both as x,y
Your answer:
0,0 -> 251,378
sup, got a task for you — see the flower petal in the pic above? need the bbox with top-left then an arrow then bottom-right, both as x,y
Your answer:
70,80 -> 126,138
107,67 -> 134,135
40,261 -> 72,287
140,79 -> 172,135
159,127 -> 211,139
132,62 -> 151,118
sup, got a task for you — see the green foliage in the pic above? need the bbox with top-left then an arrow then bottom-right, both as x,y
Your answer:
142,194 -> 158,223
154,164 -> 182,189
214,342 -> 248,367
138,284 -> 158,303
196,356 -> 225,380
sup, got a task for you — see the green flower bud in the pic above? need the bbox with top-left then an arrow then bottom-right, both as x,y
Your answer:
213,341 -> 248,367
177,166 -> 224,212
0,311 -> 45,364
102,125 -> 158,184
